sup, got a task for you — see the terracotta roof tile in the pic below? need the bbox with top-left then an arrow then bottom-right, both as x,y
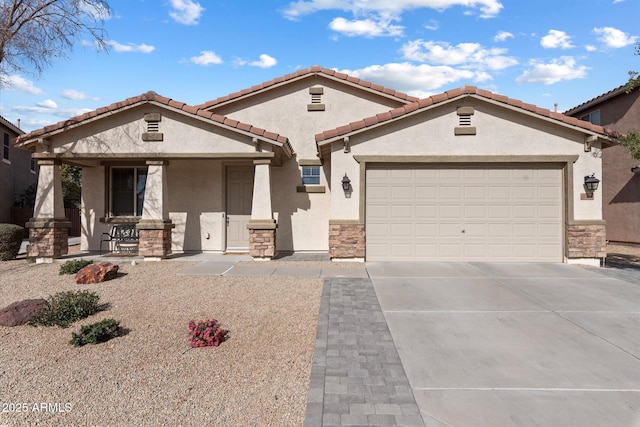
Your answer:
315,85 -> 620,143
16,91 -> 292,148
196,65 -> 419,110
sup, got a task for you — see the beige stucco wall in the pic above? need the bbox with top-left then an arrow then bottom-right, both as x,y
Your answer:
210,76 -> 405,251
329,99 -> 603,222
48,106 -> 258,155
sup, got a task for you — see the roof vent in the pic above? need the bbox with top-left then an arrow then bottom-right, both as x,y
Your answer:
308,87 -> 325,111
142,113 -> 163,141
455,106 -> 476,135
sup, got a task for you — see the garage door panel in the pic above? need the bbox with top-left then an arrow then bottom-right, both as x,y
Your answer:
415,223 -> 437,237
366,164 -> 562,262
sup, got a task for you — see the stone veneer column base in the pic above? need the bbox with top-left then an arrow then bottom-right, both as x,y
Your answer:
137,220 -> 174,260
566,222 -> 606,264
248,220 -> 276,259
329,222 -> 365,260
26,218 -> 71,263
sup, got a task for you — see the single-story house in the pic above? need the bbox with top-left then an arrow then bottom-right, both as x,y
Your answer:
15,65 -> 619,265
565,84 -> 640,244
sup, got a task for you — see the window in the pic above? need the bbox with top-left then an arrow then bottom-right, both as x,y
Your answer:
30,158 -> 36,172
302,166 -> 320,185
110,167 -> 147,216
3,133 -> 9,161
580,110 -> 601,125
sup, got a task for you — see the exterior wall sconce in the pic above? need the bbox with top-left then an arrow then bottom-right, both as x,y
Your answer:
583,173 -> 600,199
342,173 -> 352,197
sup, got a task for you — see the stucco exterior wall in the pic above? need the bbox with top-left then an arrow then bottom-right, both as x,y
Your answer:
571,88 -> 640,243
329,99 -> 602,222
49,106 -> 257,155
209,77 -> 405,252
81,166 -> 107,251
1,121 -> 35,223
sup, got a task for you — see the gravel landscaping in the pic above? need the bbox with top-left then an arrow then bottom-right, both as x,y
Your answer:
0,259 -> 323,426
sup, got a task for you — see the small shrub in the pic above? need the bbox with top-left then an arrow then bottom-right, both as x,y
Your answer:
188,318 -> 228,348
59,259 -> 94,275
29,290 -> 101,328
0,224 -> 25,261
70,318 -> 121,347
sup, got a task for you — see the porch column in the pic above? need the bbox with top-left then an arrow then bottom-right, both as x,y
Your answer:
137,160 -> 174,261
26,159 -> 71,263
248,159 -> 276,259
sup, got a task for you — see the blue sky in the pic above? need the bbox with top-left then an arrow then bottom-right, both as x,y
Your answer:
0,0 -> 638,132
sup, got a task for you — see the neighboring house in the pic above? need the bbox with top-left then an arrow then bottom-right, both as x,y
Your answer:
0,115 -> 36,224
15,66 -> 618,265
566,85 -> 640,244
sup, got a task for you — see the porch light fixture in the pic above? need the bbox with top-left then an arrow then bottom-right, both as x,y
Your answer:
342,173 -> 351,192
584,173 -> 600,195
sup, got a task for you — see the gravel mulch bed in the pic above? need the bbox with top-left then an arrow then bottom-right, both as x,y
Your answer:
0,259 -> 322,426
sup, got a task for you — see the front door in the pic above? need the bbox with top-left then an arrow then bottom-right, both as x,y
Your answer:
226,166 -> 254,250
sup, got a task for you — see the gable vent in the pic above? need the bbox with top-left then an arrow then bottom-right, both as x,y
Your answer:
308,87 -> 325,111
142,112 -> 163,141
454,106 -> 476,135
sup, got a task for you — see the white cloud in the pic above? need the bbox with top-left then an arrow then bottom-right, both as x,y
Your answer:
13,104 -> 92,117
107,41 -> 155,53
37,99 -> 58,109
494,31 -> 513,42
249,54 -> 277,69
169,0 -> 205,25
401,40 -> 518,70
0,74 -> 42,94
540,30 -> 574,49
329,17 -> 404,37
593,27 -> 638,48
424,20 -> 439,31
585,45 -> 597,52
516,57 -> 588,85
189,51 -> 223,66
61,89 -> 95,100
338,62 -> 479,97
283,0 -> 503,21
234,54 -> 278,69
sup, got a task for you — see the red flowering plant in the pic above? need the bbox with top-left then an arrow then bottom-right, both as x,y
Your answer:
188,318 -> 228,348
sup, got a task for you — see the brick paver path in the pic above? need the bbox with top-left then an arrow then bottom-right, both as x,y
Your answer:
304,278 -> 425,427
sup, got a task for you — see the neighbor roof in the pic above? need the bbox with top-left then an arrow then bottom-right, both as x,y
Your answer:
316,85 -> 622,145
16,91 -> 293,154
196,65 -> 420,110
0,114 -> 24,136
564,83 -> 631,116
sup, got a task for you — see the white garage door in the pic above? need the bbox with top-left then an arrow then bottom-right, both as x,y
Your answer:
366,164 -> 563,262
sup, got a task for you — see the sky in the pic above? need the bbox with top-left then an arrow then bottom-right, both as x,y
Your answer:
0,0 -> 638,133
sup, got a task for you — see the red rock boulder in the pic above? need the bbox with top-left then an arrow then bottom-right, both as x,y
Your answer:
0,299 -> 49,327
75,262 -> 119,284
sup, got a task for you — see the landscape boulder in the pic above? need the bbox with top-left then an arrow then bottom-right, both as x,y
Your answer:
75,262 -> 119,284
0,299 -> 49,327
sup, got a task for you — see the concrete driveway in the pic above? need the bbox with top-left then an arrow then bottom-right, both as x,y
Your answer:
367,262 -> 640,427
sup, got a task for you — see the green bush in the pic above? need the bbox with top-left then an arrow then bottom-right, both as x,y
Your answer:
59,259 -> 94,275
29,290 -> 101,328
70,319 -> 121,347
0,224 -> 25,261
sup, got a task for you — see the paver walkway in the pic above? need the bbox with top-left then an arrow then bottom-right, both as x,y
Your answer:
304,278 -> 424,427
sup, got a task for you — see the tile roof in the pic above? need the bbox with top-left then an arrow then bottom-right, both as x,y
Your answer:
15,91 -> 292,151
196,65 -> 420,110
315,85 -> 622,144
564,83 -> 630,116
0,114 -> 24,136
